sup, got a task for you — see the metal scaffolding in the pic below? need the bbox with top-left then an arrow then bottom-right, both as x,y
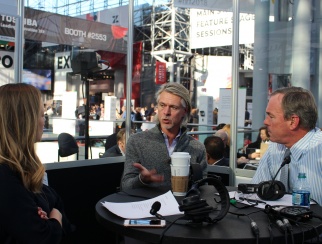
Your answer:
133,1 -> 192,105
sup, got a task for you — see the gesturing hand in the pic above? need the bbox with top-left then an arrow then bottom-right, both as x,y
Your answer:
133,162 -> 164,184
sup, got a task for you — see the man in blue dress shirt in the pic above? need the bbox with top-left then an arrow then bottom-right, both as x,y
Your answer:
252,86 -> 322,205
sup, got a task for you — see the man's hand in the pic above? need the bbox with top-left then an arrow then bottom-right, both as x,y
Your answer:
133,162 -> 164,184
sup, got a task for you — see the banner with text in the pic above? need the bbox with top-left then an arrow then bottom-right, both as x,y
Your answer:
190,9 -> 254,49
173,0 -> 254,13
0,7 -> 127,53
155,61 -> 167,85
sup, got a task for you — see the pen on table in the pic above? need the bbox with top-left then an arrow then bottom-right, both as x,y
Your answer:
239,197 -> 266,204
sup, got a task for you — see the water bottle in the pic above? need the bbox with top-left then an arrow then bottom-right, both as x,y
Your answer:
292,173 -> 311,208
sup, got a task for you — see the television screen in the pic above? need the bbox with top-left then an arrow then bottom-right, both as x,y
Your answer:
22,69 -> 52,91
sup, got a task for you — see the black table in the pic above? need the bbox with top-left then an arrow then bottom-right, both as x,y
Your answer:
95,186 -> 322,244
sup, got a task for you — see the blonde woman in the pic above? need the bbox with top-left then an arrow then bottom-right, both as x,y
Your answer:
0,83 -> 72,243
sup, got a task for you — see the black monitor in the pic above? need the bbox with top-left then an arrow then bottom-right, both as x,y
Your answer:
71,51 -> 102,74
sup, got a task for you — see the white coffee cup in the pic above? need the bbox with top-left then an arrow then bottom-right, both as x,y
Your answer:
170,165 -> 190,176
170,153 -> 191,166
170,165 -> 190,196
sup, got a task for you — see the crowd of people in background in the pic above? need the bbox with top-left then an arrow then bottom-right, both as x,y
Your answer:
71,98 -> 259,166
69,96 -> 262,168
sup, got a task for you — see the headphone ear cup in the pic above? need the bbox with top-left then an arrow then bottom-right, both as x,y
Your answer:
273,181 -> 286,200
257,181 -> 273,200
179,196 -> 207,212
257,181 -> 285,201
179,177 -> 230,223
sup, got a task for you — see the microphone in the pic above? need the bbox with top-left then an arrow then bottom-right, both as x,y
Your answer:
265,154 -> 291,194
150,201 -> 164,220
238,154 -> 291,195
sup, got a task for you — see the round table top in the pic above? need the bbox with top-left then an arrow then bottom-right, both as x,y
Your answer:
95,186 -> 322,244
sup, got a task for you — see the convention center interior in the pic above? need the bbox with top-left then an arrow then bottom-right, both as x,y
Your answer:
1,0 -> 322,243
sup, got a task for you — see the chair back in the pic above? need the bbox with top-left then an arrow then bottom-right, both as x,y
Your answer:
207,165 -> 234,186
58,133 -> 79,161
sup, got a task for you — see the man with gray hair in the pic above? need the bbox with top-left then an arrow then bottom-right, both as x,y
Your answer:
252,86 -> 322,205
121,82 -> 207,190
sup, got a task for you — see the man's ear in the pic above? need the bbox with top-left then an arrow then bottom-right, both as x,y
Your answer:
206,153 -> 211,161
289,115 -> 300,130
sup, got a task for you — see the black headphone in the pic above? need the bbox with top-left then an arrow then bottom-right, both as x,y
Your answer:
238,154 -> 291,201
179,176 -> 230,224
257,180 -> 286,201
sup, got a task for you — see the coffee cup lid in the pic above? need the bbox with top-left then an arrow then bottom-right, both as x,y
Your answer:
171,152 -> 190,157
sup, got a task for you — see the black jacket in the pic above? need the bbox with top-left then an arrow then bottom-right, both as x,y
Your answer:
0,164 -> 73,244
101,145 -> 123,158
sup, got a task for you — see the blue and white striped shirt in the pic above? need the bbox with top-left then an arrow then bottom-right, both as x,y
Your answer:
252,127 -> 322,205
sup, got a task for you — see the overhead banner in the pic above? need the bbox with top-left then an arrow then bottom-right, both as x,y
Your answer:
173,0 -> 255,13
155,61 -> 167,85
99,5 -> 129,28
190,10 -> 254,48
0,7 -> 127,53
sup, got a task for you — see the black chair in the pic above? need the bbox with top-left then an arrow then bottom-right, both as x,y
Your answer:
207,165 -> 234,186
58,133 -> 79,162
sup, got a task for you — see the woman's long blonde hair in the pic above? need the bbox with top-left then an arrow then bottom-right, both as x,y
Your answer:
0,83 -> 45,192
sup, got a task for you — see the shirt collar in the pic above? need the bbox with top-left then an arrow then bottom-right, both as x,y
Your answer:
212,157 -> 224,165
289,128 -> 317,161
161,128 -> 182,139
161,129 -> 182,155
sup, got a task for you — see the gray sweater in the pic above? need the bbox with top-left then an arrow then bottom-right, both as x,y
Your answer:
121,125 -> 207,190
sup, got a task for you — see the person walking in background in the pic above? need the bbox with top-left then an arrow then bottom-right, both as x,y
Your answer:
122,105 -> 135,121
149,105 -> 158,122
94,103 -> 101,120
144,105 -> 150,121
0,83 -> 73,243
213,108 -> 218,126
188,107 -> 199,138
99,102 -> 104,120
134,107 -> 143,132
252,86 -> 322,205
146,102 -> 155,121
121,82 -> 207,190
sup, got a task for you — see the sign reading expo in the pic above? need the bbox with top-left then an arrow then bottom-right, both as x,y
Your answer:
0,7 -> 127,53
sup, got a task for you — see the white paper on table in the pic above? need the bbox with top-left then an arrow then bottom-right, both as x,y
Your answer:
101,190 -> 182,219
229,191 -> 316,209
